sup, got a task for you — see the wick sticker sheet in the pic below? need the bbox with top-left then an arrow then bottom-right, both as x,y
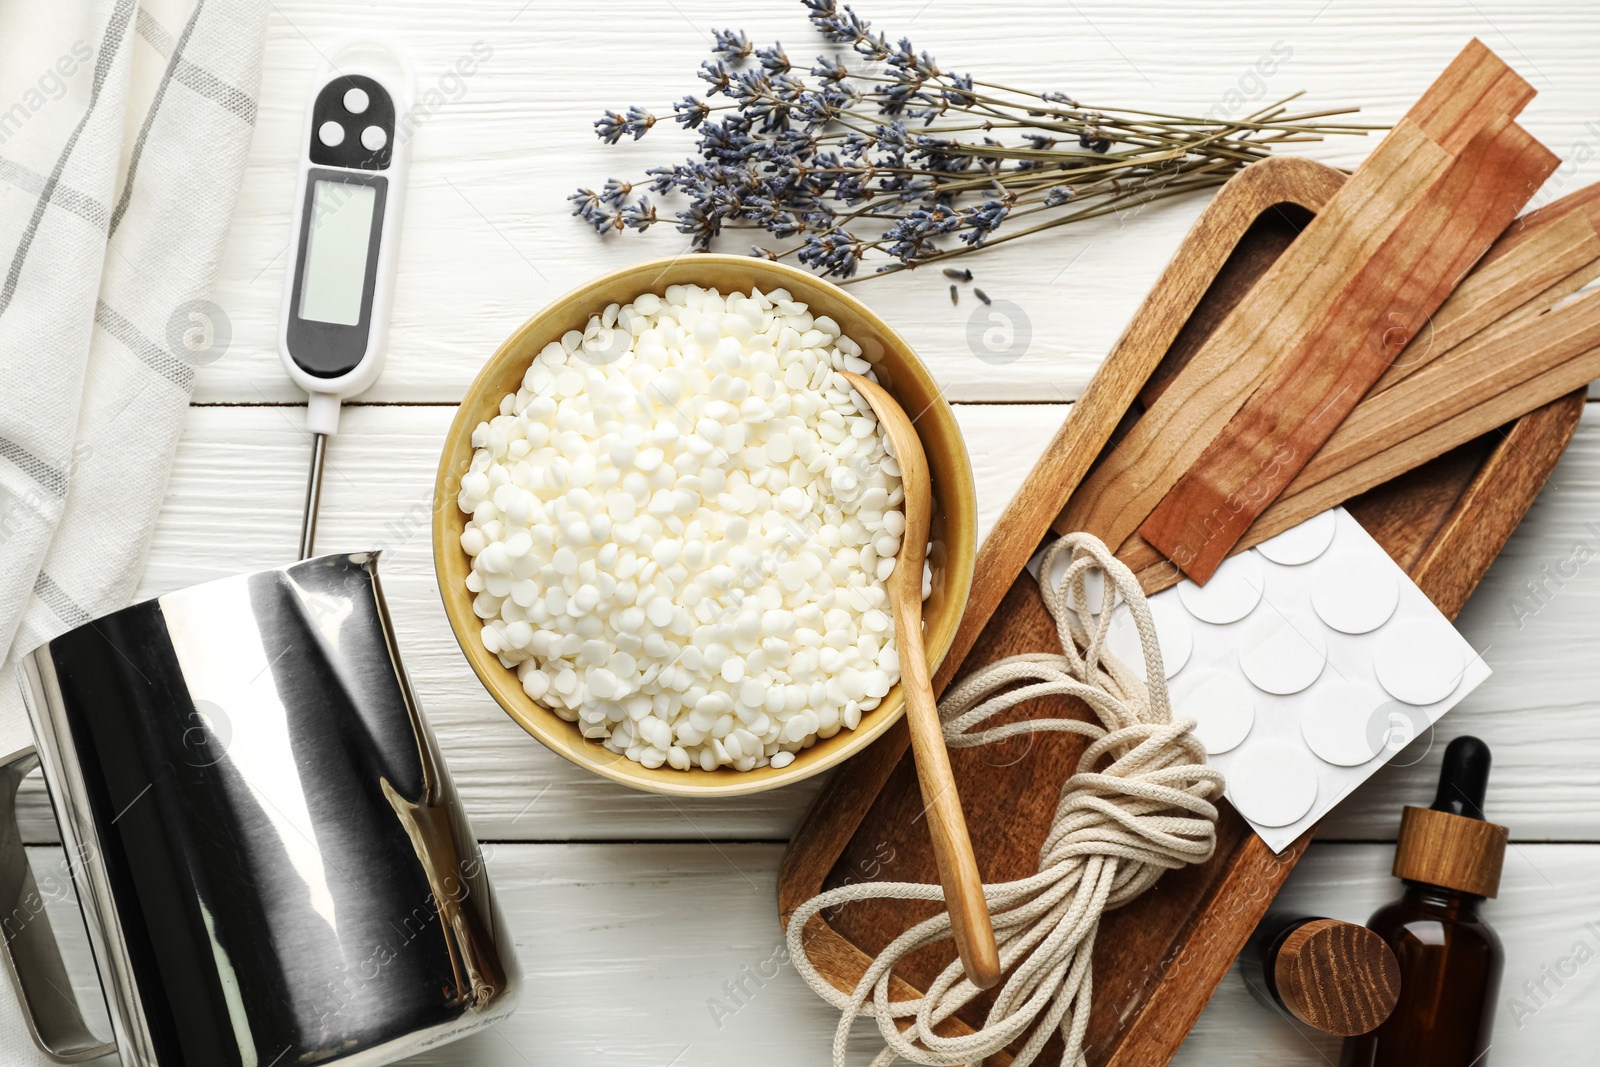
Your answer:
1033,507 -> 1491,852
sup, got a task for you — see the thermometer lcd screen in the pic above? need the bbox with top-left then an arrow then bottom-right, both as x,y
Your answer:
299,180 -> 376,325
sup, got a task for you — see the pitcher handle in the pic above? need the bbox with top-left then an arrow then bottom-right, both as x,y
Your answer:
0,747 -> 116,1063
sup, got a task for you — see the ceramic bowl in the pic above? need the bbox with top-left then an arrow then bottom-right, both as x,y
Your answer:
433,254 -> 976,796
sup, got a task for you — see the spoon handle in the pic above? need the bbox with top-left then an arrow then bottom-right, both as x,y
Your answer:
893,595 -> 1002,991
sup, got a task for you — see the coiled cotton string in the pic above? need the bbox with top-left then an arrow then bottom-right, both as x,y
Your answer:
787,532 -> 1226,1067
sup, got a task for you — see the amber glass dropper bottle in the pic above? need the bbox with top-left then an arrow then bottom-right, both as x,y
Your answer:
1340,735 -> 1507,1067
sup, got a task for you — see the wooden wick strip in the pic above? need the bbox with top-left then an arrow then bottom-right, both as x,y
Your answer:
1376,252 -> 1600,397
1114,185 -> 1600,589
1054,120 -> 1453,546
1273,346 -> 1600,513
1400,36 -> 1536,152
1116,531 -> 1171,588
1371,207 -> 1600,395
1363,176 -> 1600,397
1130,185 -> 1600,585
1125,335 -> 1600,596
1054,42 -> 1533,550
1484,177 -> 1600,262
1293,289 -> 1600,487
1120,287 -> 1600,581
1138,113 -> 1557,583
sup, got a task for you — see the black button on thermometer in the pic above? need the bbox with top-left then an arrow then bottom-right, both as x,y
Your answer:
278,41 -> 412,558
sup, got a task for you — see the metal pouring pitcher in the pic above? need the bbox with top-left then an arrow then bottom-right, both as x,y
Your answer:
5,553 -> 520,1065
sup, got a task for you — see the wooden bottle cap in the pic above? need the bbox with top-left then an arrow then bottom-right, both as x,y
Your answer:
1274,919 -> 1402,1036
1392,804 -> 1507,898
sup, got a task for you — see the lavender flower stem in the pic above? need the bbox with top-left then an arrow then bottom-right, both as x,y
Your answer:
574,0 -> 1373,279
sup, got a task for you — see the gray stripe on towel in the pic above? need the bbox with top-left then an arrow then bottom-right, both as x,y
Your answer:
136,8 -> 175,57
136,2 -> 255,124
109,0 -> 207,236
33,572 -> 91,629
0,0 -> 136,317
0,438 -> 68,497
174,59 -> 257,125
94,301 -> 196,391
0,157 -> 109,232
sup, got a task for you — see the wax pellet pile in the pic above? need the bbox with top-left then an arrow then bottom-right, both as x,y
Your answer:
457,284 -> 923,772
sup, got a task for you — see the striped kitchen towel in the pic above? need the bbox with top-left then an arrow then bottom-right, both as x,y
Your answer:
0,0 -> 264,1057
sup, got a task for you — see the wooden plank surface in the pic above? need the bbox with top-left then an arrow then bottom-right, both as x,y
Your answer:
195,0 -> 1600,407
10,403 -> 1066,843
17,402 -> 1599,849
412,842 -> 1600,1066
17,2 -> 1600,1063
24,841 -> 1599,1067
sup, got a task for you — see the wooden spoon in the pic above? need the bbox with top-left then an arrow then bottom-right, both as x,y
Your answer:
840,371 -> 1002,991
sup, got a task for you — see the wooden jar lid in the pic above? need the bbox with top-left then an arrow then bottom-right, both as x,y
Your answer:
1393,805 -> 1507,898
1274,919 -> 1402,1036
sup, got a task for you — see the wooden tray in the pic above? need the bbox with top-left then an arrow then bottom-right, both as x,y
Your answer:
777,155 -> 1587,1066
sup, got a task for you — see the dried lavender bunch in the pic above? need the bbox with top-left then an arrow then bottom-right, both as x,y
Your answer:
572,0 -> 1374,280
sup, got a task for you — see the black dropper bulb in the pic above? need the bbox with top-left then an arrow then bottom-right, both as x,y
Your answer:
1430,735 -> 1492,820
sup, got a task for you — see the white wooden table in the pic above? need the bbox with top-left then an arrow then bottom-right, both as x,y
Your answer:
64,1 -> 1600,1062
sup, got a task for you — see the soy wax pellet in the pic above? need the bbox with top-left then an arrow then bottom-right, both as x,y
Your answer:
456,284 -> 926,773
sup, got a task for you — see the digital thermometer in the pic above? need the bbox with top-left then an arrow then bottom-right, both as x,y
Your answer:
279,40 -> 413,557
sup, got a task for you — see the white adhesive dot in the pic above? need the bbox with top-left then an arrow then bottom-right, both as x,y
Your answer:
1173,669 -> 1254,754
317,120 -> 345,147
1300,681 -> 1389,766
361,124 -> 388,151
1256,509 -> 1338,565
1105,599 -> 1192,681
1228,741 -> 1320,827
343,87 -> 370,114
1239,613 -> 1326,695
1374,619 -> 1469,705
1312,558 -> 1399,634
1177,551 -> 1265,624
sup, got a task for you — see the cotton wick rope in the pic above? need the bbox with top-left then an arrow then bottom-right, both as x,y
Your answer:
787,532 -> 1227,1067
